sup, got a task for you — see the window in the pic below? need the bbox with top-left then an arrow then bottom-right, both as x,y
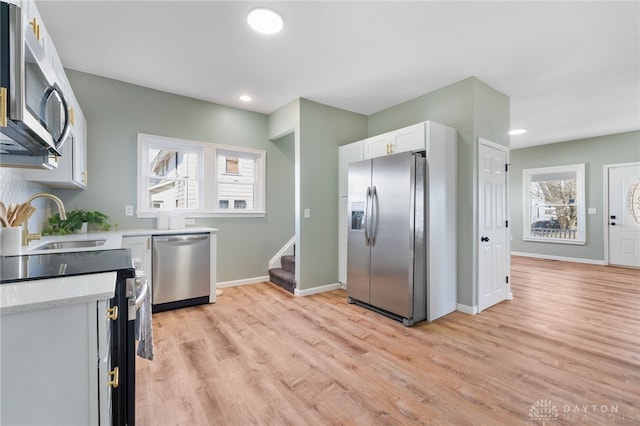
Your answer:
217,150 -> 261,211
137,133 -> 266,217
522,164 -> 585,244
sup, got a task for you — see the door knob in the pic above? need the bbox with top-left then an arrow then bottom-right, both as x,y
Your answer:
481,236 -> 490,242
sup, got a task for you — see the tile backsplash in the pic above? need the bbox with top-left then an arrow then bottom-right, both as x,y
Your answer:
0,168 -> 51,231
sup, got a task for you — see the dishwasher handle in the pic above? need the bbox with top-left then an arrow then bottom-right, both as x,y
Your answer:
154,234 -> 209,244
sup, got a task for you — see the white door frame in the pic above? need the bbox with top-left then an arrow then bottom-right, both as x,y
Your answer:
477,138 -> 511,312
603,161 -> 640,266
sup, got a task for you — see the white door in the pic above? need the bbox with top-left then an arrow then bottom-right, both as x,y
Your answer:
608,163 -> 640,268
478,139 -> 509,312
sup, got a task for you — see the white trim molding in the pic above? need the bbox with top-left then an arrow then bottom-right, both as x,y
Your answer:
456,303 -> 478,315
511,251 -> 605,265
217,276 -> 270,288
294,283 -> 342,297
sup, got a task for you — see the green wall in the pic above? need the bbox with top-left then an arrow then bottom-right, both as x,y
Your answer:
366,77 -> 510,308
510,131 -> 640,261
56,70 -> 295,283
298,99 -> 367,290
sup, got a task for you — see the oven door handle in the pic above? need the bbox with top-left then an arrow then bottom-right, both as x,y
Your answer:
134,281 -> 149,310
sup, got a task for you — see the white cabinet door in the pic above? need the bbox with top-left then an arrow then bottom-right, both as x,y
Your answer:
391,122 -> 425,154
21,0 -> 47,52
22,101 -> 88,188
97,300 -> 114,426
363,134 -> 392,159
339,141 -> 363,196
338,141 -> 364,284
71,104 -> 88,187
122,235 -> 152,278
1,300 -> 108,425
338,196 -> 349,284
363,122 -> 426,159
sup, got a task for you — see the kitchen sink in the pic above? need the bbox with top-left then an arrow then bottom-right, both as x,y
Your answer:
33,239 -> 107,250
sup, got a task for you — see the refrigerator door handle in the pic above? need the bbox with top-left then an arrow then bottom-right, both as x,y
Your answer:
371,186 -> 378,247
364,186 -> 371,246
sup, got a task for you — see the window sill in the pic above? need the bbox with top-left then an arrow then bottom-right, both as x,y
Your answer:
522,236 -> 586,246
137,211 -> 266,219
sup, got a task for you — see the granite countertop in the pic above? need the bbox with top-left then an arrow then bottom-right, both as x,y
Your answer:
0,249 -> 136,314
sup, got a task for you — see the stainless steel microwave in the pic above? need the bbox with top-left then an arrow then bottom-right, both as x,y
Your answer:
0,2 -> 71,162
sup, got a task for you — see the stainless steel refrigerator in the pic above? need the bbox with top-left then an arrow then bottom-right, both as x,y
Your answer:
347,151 -> 426,326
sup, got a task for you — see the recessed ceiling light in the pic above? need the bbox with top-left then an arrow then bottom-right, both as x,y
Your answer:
247,8 -> 283,35
509,128 -> 527,136
238,95 -> 253,102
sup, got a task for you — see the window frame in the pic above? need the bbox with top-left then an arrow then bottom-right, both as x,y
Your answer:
522,163 -> 586,245
136,133 -> 266,218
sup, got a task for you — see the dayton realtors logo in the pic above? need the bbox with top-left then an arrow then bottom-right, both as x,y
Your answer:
529,399 -> 559,424
529,399 -> 636,423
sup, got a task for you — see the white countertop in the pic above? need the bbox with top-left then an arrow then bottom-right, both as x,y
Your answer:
24,226 -> 218,255
0,272 -> 116,315
2,227 -> 218,314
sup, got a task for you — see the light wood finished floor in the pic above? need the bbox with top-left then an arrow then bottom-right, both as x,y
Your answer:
136,256 -> 640,425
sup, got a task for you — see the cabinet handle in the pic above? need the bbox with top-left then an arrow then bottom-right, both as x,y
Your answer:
108,367 -> 119,388
0,87 -> 6,127
29,18 -> 41,41
106,306 -> 118,320
386,143 -> 394,155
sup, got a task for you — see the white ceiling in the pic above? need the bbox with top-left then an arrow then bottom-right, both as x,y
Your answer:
36,1 -> 639,149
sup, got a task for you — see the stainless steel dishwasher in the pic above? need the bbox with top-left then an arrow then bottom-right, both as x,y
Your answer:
152,233 -> 210,312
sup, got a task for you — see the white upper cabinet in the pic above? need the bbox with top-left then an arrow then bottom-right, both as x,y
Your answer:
19,0 -> 88,188
21,0 -> 47,53
363,122 -> 425,159
22,94 -> 88,188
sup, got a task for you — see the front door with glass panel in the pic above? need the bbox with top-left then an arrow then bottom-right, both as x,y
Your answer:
608,163 -> 640,268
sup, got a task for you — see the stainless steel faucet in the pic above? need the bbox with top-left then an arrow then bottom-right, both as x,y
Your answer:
22,193 -> 67,246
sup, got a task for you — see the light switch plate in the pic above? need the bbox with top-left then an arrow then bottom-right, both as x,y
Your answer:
588,208 -> 596,215
125,205 -> 134,216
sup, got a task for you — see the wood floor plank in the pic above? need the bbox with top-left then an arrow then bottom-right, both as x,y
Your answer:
136,256 -> 640,425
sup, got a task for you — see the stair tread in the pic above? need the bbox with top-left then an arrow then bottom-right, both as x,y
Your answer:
269,268 -> 294,279
268,267 -> 295,294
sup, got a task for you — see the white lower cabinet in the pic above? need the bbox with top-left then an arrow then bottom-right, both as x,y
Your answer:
0,291 -> 115,425
122,235 -> 152,281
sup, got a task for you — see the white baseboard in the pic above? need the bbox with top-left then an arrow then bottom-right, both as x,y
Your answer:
511,251 -> 605,265
294,282 -> 342,297
456,303 -> 478,315
217,276 -> 269,288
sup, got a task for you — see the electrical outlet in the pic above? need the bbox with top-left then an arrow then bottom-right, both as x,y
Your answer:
125,205 -> 134,216
304,208 -> 311,218
185,218 -> 195,225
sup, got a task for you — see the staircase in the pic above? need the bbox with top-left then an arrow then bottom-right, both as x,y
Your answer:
269,252 -> 296,294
